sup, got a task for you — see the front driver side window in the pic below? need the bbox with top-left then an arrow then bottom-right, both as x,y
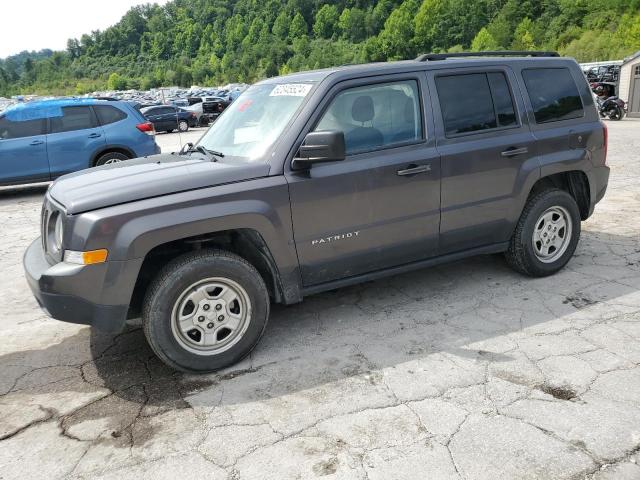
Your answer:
315,80 -> 423,155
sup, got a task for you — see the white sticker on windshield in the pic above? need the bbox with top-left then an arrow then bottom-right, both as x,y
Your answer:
234,126 -> 261,144
270,83 -> 313,97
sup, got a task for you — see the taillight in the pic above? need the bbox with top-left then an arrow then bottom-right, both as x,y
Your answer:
136,122 -> 155,136
191,112 -> 197,118
602,121 -> 608,165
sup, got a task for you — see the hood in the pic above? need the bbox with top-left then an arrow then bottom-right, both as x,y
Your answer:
49,154 -> 271,214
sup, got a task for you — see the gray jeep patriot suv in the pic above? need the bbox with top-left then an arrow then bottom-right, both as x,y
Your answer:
24,52 -> 609,372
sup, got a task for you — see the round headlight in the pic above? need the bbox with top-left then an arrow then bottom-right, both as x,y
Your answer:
54,214 -> 64,251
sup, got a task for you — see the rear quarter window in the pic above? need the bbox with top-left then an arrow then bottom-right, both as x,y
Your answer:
94,105 -> 127,125
522,68 -> 584,123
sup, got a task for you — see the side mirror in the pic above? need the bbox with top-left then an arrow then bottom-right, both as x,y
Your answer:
292,130 -> 345,169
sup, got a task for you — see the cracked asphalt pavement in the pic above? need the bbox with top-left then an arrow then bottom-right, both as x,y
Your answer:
1,121 -> 640,479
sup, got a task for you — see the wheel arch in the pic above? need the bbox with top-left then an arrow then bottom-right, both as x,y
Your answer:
90,145 -> 135,167
526,170 -> 591,220
127,228 -> 289,319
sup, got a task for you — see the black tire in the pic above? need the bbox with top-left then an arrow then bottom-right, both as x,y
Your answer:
178,120 -> 189,132
94,151 -> 130,166
608,106 -> 623,121
142,250 -> 269,373
505,189 -> 581,277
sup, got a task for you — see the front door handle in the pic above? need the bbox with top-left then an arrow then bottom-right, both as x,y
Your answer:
88,133 -> 102,139
29,140 -> 44,146
397,164 -> 431,176
501,146 -> 528,157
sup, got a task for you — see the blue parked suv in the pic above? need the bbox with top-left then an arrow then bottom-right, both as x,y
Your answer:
0,98 -> 160,186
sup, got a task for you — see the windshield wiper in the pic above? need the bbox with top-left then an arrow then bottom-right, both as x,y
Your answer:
178,142 -> 225,162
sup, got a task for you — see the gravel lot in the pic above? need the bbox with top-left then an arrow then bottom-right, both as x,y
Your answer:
1,121 -> 639,480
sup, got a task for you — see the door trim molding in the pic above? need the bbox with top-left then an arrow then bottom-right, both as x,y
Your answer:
301,241 -> 508,296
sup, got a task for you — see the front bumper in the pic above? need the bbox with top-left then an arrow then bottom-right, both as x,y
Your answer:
23,238 -> 128,332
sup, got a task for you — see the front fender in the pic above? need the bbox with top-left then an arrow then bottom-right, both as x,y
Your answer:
69,176 -> 301,307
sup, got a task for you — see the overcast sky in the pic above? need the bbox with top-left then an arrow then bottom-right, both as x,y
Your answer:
0,0 -> 169,59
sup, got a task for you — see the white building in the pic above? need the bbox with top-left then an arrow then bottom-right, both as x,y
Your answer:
619,51 -> 640,118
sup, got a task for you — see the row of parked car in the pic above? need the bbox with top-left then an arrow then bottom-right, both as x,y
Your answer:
0,98 -> 161,185
0,87 -> 247,186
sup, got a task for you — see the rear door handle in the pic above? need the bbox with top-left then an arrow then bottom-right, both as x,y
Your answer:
88,133 -> 102,139
501,146 -> 528,157
29,140 -> 44,146
397,164 -> 432,176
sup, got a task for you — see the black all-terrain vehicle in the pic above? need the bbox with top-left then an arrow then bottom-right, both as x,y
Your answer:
25,51 -> 609,372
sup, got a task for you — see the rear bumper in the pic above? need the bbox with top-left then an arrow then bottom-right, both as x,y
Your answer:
202,112 -> 220,121
137,139 -> 161,156
23,238 -> 128,332
592,165 -> 610,204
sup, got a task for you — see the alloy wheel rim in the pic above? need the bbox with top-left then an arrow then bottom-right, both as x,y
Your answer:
104,158 -> 123,165
170,277 -> 252,355
532,205 -> 572,263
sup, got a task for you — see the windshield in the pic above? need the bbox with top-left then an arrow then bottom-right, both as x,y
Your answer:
197,82 -> 314,163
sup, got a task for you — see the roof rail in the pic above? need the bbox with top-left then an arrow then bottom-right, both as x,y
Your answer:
415,51 -> 560,61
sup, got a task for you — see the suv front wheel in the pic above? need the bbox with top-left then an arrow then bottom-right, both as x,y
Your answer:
505,189 -> 581,277
142,250 -> 269,372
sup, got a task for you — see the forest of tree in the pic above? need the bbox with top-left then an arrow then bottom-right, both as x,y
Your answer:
1,0 -> 639,96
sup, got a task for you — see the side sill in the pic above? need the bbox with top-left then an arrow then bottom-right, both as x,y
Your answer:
301,242 -> 510,297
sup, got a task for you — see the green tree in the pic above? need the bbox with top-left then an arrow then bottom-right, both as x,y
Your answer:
511,18 -> 537,50
339,7 -> 366,42
613,11 -> 640,56
313,4 -> 340,39
289,12 -> 308,40
107,72 -> 127,90
471,27 -> 500,51
378,0 -> 420,60
272,11 -> 290,39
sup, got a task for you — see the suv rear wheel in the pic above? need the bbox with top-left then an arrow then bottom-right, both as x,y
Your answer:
505,189 -> 581,277
94,151 -> 129,166
142,250 -> 269,372
178,120 -> 189,132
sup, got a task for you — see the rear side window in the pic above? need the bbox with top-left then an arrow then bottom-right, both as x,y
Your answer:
94,105 -> 127,125
315,80 -> 423,155
488,73 -> 517,127
522,68 -> 584,123
50,106 -> 97,133
0,116 -> 46,139
435,72 -> 517,136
